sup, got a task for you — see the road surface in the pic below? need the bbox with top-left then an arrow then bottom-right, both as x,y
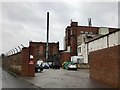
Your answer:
22,69 -> 111,88
2,68 -> 41,90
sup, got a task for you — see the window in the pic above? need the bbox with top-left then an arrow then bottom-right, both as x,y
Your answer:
89,32 -> 93,34
85,32 -> 88,34
66,31 -> 68,38
39,46 -> 43,55
81,31 -> 84,34
71,30 -> 73,35
78,47 -> 81,53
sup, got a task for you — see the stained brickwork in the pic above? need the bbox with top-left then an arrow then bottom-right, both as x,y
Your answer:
118,46 -> 120,90
89,45 -> 120,88
21,47 -> 35,77
65,22 -> 119,56
61,52 -> 71,64
2,52 -> 22,75
2,47 -> 35,77
65,22 -> 99,56
2,41 -> 59,77
29,41 -> 59,62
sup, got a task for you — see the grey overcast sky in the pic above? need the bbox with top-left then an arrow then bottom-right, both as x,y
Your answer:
1,0 -> 119,54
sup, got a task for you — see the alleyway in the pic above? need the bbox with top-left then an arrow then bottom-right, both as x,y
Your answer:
22,69 -> 111,88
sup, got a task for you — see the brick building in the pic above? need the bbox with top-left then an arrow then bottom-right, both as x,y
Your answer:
66,21 -> 119,88
64,21 -> 118,56
29,41 -> 59,62
87,30 -> 120,88
2,47 -> 35,77
2,41 -> 60,77
75,29 -> 120,88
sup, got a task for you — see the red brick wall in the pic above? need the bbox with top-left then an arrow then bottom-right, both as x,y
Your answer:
61,52 -> 71,64
21,47 -> 35,77
65,26 -> 71,48
70,35 -> 77,56
29,42 -> 59,62
118,45 -> 120,89
65,22 -> 118,57
89,45 -> 120,88
2,52 -> 22,75
65,22 -> 99,56
21,47 -> 29,76
2,47 -> 35,77
77,26 -> 98,36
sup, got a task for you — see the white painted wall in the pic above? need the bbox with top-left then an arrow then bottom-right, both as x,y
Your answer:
109,31 -> 119,47
88,30 -> 120,52
77,30 -> 120,64
67,46 -> 71,52
85,44 -> 88,63
88,36 -> 108,52
118,31 -> 120,45
98,27 -> 109,35
78,43 -> 88,63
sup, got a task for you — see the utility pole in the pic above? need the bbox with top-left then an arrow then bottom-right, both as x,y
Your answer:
46,12 -> 49,61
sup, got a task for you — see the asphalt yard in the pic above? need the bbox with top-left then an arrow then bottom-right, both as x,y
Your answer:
21,68 -> 111,88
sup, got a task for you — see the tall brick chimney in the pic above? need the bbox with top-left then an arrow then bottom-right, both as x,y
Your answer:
70,22 -> 78,27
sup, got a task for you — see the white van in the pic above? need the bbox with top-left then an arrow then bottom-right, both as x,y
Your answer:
71,56 -> 84,64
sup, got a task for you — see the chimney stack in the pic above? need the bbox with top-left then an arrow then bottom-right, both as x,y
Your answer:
88,18 -> 92,27
46,12 -> 49,61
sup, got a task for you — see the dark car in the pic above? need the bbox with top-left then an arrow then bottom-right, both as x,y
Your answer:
42,62 -> 49,69
48,62 -> 52,68
35,64 -> 43,72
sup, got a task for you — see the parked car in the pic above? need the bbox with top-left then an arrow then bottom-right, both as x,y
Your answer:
35,60 -> 43,72
48,62 -> 52,68
42,62 -> 49,69
71,56 -> 84,64
62,62 -> 77,70
68,63 -> 77,70
62,61 -> 71,70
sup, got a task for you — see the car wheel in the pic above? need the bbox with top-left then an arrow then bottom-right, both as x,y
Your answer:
37,69 -> 41,72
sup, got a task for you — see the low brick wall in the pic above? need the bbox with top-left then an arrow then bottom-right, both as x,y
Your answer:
2,47 -> 35,77
78,63 -> 90,69
89,45 -> 119,88
2,52 -> 22,75
61,52 -> 71,64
